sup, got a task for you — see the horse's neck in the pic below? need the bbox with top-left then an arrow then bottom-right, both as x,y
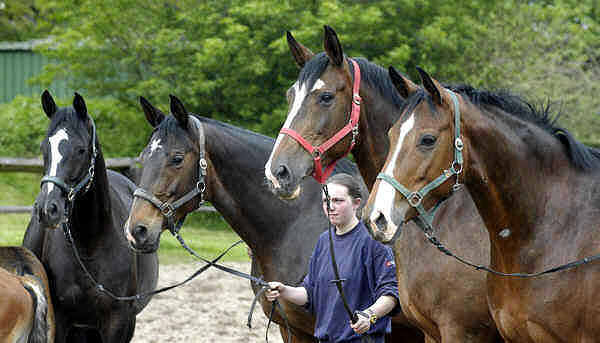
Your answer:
353,83 -> 400,189
70,152 -> 112,246
463,105 -> 573,246
204,125 -> 284,248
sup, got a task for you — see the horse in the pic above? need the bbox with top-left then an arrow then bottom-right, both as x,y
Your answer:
0,246 -> 54,343
123,95 -> 423,342
368,66 -> 600,342
22,90 -> 159,343
265,26 -> 502,342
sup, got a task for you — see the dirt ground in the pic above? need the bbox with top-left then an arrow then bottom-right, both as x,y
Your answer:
131,261 -> 284,343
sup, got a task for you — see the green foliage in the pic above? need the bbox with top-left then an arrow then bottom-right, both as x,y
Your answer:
0,0 -> 51,41
3,0 -> 600,149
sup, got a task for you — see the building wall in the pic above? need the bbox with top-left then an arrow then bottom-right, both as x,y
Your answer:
0,48 -> 69,103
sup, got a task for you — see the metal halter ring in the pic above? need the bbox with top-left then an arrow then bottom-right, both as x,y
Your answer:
408,192 -> 423,207
313,150 -> 322,159
199,158 -> 208,170
160,203 -> 175,217
451,160 -> 463,174
353,94 -> 361,105
455,137 -> 464,151
196,181 -> 206,193
68,188 -> 76,202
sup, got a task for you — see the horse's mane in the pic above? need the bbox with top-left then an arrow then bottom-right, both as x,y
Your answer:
154,113 -> 360,175
297,52 -> 405,109
447,84 -> 600,171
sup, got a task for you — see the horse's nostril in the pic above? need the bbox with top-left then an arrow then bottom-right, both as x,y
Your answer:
133,225 -> 148,241
48,203 -> 58,216
375,213 -> 388,232
275,165 -> 290,180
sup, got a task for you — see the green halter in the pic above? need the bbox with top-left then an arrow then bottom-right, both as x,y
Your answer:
377,90 -> 463,229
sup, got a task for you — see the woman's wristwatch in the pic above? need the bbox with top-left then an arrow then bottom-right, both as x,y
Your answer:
366,309 -> 377,324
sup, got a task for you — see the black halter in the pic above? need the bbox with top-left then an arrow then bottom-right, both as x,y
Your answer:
41,118 -> 98,202
133,115 -> 208,235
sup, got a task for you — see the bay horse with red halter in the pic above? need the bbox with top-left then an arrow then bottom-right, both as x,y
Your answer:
0,246 -> 55,343
369,66 -> 600,342
124,95 -> 422,343
266,26 -> 502,342
23,91 -> 159,342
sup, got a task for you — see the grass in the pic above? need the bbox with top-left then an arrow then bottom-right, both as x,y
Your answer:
0,172 -> 250,264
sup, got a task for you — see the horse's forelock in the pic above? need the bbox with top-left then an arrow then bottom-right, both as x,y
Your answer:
46,107 -> 89,139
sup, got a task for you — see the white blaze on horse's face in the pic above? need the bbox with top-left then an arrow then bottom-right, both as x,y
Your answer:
46,129 -> 69,194
149,138 -> 162,156
369,113 -> 415,227
266,78 -> 325,188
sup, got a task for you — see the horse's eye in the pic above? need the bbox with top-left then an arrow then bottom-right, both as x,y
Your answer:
319,92 -> 334,104
171,155 -> 184,165
419,134 -> 437,147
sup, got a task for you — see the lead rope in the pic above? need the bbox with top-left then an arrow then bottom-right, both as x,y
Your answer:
170,228 -> 292,343
323,185 -> 374,343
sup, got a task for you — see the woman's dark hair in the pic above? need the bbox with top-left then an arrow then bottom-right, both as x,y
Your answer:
326,173 -> 368,218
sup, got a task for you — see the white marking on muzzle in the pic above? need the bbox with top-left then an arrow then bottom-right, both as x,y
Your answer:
369,113 -> 415,226
266,79 -> 320,188
46,129 -> 69,194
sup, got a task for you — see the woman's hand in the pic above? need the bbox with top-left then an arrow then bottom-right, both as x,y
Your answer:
265,281 -> 286,302
350,312 -> 371,335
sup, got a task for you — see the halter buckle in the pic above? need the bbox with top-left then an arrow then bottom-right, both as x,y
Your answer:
353,94 -> 361,105
199,158 -> 208,170
313,149 -> 321,159
196,181 -> 206,193
451,160 -> 463,174
455,137 -> 464,151
160,203 -> 175,217
68,188 -> 76,202
408,192 -> 423,207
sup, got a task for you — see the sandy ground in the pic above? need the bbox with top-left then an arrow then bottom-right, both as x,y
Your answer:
132,262 -> 284,343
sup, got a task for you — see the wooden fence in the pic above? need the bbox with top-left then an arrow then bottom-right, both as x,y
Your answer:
0,157 -> 216,214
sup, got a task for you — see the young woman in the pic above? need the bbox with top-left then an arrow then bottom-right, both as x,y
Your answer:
266,173 -> 399,343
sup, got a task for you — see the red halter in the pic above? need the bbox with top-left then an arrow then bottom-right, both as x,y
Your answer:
279,59 -> 361,184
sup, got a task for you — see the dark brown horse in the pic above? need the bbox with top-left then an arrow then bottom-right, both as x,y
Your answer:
124,95 -> 422,342
23,91 -> 159,342
0,246 -> 54,343
371,67 -> 600,342
265,26 -> 502,342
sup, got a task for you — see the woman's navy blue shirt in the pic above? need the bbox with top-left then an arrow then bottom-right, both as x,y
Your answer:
301,221 -> 400,342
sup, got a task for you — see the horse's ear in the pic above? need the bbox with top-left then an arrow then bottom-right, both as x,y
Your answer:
139,96 -> 165,128
416,67 -> 443,105
286,31 -> 314,69
169,94 -> 188,129
41,90 -> 57,118
388,66 -> 419,99
323,25 -> 344,67
73,92 -> 88,120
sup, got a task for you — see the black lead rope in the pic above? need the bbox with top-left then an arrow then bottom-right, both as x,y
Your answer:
414,216 -> 600,278
169,227 -> 292,343
62,210 -> 244,301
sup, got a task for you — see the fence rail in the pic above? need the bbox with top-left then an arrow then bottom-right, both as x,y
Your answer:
0,157 -> 136,173
1,157 -> 216,214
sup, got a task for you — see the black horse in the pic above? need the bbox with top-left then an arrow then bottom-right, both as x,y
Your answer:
124,95 -> 423,342
23,91 -> 159,342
